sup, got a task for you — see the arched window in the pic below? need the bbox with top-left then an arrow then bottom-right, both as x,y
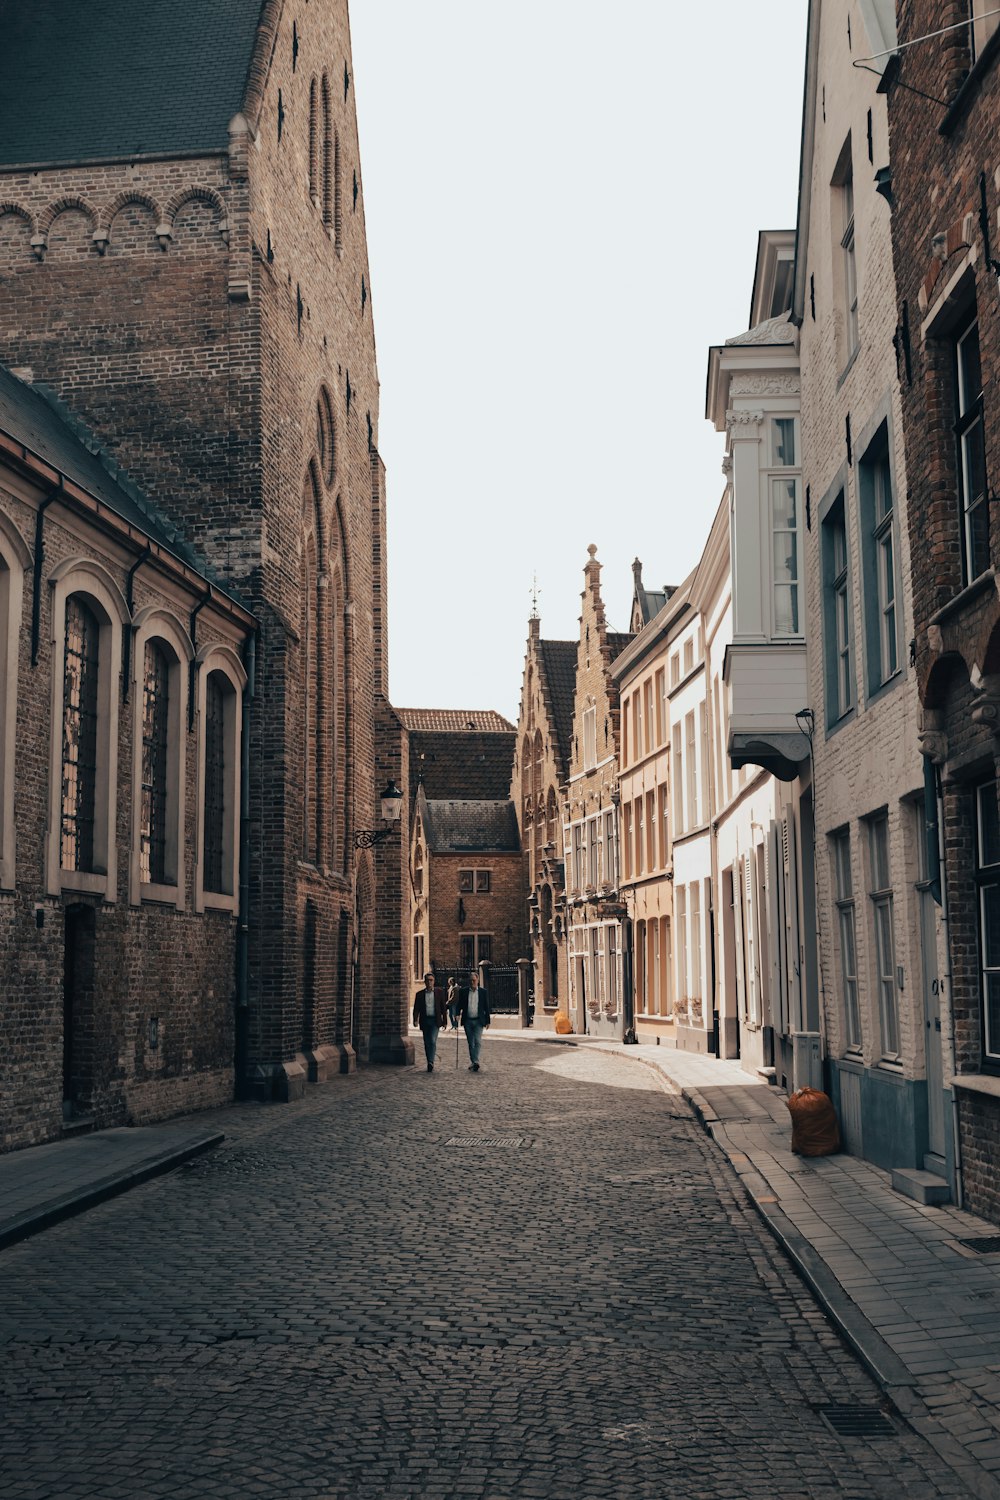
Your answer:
140,640 -> 170,884
0,517 -> 28,889
61,595 -> 101,872
195,646 -> 244,911
302,527 -> 320,863
203,671 -> 228,893
47,562 -> 126,898
334,130 -> 342,247
328,502 -> 350,871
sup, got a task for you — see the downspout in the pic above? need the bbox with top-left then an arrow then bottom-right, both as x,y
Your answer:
934,761 -> 964,1209
121,545 -> 152,702
30,488 -> 58,666
187,588 -> 212,731
234,629 -> 257,1099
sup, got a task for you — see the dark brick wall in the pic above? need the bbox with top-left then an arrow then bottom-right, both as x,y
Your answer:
0,0 -> 404,1142
886,2 -> 1000,1213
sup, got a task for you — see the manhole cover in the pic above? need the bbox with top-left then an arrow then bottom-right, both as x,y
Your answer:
816,1405 -> 894,1439
957,1235 -> 1000,1255
445,1135 -> 531,1148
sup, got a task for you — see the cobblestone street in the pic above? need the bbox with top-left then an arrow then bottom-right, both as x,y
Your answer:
0,1040 -> 972,1499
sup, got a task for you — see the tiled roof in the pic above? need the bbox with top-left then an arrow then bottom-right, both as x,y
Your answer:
0,366 -> 244,605
409,730 -> 516,801
423,800 -> 520,855
0,0 -> 262,168
538,639 -> 576,778
606,632 -> 634,663
396,708 -> 514,733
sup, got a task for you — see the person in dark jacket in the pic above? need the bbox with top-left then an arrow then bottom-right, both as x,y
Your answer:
412,971 -> 447,1072
457,969 -> 491,1071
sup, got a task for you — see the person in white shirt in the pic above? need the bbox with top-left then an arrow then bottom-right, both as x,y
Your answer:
411,971 -> 446,1072
456,969 -> 491,1071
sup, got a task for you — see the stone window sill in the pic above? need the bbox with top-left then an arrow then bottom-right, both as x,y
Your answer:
951,1072 -> 1000,1100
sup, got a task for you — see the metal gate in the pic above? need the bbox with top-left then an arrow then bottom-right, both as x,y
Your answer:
433,963 -> 520,1014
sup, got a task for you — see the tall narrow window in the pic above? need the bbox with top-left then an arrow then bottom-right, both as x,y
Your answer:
954,311 -> 989,584
841,166 -> 859,357
977,780 -> 1000,1064
672,722 -> 683,835
604,808 -> 617,887
676,885 -> 688,1005
822,496 -> 852,722
873,454 -> 897,681
582,706 -> 597,770
634,796 -> 644,877
643,680 -> 654,754
140,641 -> 170,885
770,418 -> 801,636
690,881 -> 702,1003
646,789 -> 656,871
867,813 -> 898,1058
655,667 -> 666,745
832,828 -> 861,1050
61,596 -> 100,872
203,672 -> 226,894
685,711 -> 697,826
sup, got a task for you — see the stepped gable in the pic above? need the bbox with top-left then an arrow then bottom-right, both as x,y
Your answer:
0,0 -> 263,168
422,800 -> 520,855
537,638 -> 576,779
0,363 -> 244,603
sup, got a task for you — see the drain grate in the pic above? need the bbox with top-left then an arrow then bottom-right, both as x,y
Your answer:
816,1405 -> 895,1439
445,1135 -> 531,1148
957,1235 -> 1000,1255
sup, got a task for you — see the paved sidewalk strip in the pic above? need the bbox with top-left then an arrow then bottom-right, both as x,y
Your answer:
584,1038 -> 1000,1499
0,1123 -> 223,1250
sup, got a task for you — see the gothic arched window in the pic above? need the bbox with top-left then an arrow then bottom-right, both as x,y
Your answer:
61,594 -> 100,872
140,640 -> 170,885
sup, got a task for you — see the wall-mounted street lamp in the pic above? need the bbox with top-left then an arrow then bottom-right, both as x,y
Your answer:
354,780 -> 403,848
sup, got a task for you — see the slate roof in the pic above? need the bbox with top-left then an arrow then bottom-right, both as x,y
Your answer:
0,365 -> 232,589
537,639 -> 576,777
396,708 -> 514,733
422,800 -> 520,855
409,730 -> 516,802
606,632 -> 634,663
0,0 -> 263,168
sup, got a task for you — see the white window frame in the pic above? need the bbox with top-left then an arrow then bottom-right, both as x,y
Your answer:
832,828 -> 862,1052
767,417 -> 802,639
194,642 -> 245,913
873,456 -> 898,684
867,813 -> 899,1061
129,608 -> 192,908
46,559 -> 128,899
0,515 -> 29,890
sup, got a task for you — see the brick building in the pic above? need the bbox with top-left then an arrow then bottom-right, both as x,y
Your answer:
883,1 -> 1000,1217
0,365 -> 255,1149
563,547 -> 631,1038
511,620 -> 576,1027
398,708 -> 526,988
0,0 -> 411,1142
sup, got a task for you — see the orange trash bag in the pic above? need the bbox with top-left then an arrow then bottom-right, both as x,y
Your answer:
786,1086 -> 841,1157
553,1010 -> 573,1035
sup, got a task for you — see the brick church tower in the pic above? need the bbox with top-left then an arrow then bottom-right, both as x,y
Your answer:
0,0 -> 411,1096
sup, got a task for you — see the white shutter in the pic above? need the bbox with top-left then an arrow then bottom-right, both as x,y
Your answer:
744,853 -> 758,1026
783,811 -> 802,1035
732,861 -> 746,1021
768,821 -> 787,1037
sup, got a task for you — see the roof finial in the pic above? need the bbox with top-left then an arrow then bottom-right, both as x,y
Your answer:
530,572 -> 541,619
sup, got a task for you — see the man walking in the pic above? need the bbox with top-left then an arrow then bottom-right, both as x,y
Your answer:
457,968 -> 491,1072
413,970 -> 447,1072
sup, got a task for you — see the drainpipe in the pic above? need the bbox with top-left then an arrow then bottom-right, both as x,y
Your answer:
234,629 -> 256,1099
935,762 -> 964,1209
121,545 -> 152,702
187,589 -> 212,731
30,488 -> 58,666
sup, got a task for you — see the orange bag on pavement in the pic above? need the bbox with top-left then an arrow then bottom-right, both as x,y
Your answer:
554,1010 -> 573,1034
786,1086 -> 841,1156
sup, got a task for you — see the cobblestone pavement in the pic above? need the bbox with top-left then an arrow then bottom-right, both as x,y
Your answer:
0,1040 -> 973,1499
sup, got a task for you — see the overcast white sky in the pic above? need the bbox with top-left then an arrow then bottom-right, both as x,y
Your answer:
350,2 -> 809,724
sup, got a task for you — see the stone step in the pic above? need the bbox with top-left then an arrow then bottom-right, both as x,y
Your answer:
60,1114 -> 95,1139
891,1166 -> 951,1206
